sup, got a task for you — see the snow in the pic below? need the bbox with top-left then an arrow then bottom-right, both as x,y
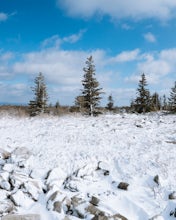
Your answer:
0,112 -> 176,219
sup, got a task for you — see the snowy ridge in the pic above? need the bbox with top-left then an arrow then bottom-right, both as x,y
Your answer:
0,113 -> 176,219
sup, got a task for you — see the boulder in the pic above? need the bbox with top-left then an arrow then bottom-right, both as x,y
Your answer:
24,180 -> 43,201
53,201 -> 62,213
111,213 -> 128,220
0,179 -> 11,191
2,214 -> 40,220
0,148 -> 11,160
9,171 -> 29,189
86,204 -> 105,216
0,189 -> 9,201
169,191 -> 176,200
153,175 -> 159,185
10,190 -> 34,207
71,196 -> 85,207
117,182 -> 129,191
46,167 -> 66,187
0,200 -> 14,216
90,196 -> 100,206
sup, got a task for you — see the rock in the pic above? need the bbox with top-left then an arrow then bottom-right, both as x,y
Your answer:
86,204 -> 105,216
71,196 -> 85,207
47,190 -> 65,203
53,201 -> 62,213
90,196 -> 100,206
47,190 -> 66,211
92,215 -> 108,220
0,171 -> 9,182
62,216 -> 71,220
0,200 -> 14,215
10,190 -> 34,207
46,167 -> 66,187
153,175 -> 159,185
0,179 -> 11,191
24,180 -> 43,201
149,215 -> 164,220
0,148 -> 11,160
0,189 -> 9,201
118,182 -> 129,190
170,208 -> 176,217
97,162 -> 110,176
30,168 -> 47,180
9,171 -> 28,189
3,164 -> 14,173
169,191 -> 176,200
111,213 -> 128,220
2,214 -> 40,220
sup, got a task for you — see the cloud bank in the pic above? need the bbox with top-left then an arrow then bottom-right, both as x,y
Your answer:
57,0 -> 176,21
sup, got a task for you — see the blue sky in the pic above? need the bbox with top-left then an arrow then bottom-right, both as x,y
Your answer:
0,0 -> 176,106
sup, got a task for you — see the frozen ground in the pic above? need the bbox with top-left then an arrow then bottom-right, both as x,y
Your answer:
0,112 -> 176,219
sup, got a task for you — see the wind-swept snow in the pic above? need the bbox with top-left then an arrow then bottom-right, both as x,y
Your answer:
0,112 -> 175,219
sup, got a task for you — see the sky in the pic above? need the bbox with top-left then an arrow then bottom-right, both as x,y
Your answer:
0,0 -> 176,106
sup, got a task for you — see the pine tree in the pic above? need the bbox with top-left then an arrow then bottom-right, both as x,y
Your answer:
151,92 -> 161,111
75,95 -> 85,113
162,94 -> 168,110
106,94 -> 114,111
134,73 -> 151,113
168,81 -> 176,112
81,56 -> 103,116
29,72 -> 49,116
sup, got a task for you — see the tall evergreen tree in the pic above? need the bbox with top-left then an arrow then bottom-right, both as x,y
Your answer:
168,81 -> 176,112
151,92 -> 161,111
29,72 -> 48,116
162,94 -> 168,110
134,73 -> 151,113
81,56 -> 103,116
106,94 -> 114,111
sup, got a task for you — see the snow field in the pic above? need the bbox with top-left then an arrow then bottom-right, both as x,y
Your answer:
0,112 -> 176,219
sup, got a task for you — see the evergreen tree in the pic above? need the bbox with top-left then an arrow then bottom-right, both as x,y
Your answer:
168,81 -> 176,112
134,73 -> 151,113
162,94 -> 168,110
106,94 -> 114,111
29,72 -> 48,116
55,101 -> 60,109
81,56 -> 103,116
75,95 -> 85,113
151,92 -> 161,111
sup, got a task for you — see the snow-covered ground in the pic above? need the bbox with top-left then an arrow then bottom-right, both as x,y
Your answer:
0,112 -> 176,220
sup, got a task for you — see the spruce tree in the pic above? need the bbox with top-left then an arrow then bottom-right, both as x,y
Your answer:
134,73 -> 151,113
29,72 -> 48,116
106,94 -> 114,111
81,56 -> 103,116
168,81 -> 176,112
151,92 -> 161,111
162,94 -> 168,110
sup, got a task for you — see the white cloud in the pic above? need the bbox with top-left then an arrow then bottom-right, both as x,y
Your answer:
144,32 -> 156,43
63,29 -> 86,43
57,0 -> 176,21
0,12 -> 8,22
41,29 -> 86,49
109,49 -> 140,63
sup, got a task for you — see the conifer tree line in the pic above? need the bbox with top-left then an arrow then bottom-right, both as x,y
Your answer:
28,56 -> 176,116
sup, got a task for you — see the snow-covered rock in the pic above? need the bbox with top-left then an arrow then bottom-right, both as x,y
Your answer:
10,190 -> 34,207
2,214 -> 40,220
0,200 -> 14,216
